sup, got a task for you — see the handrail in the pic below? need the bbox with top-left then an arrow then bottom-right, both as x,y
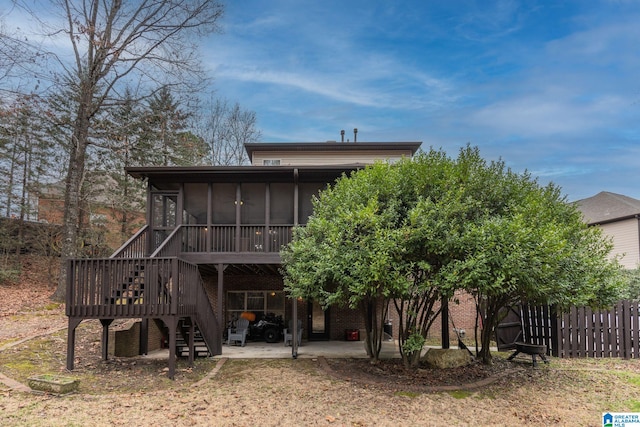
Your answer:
114,223 -> 295,257
175,259 -> 221,355
67,257 -> 177,318
150,226 -> 182,258
110,225 -> 149,258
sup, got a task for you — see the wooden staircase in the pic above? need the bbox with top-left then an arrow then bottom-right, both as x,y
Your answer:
176,318 -> 211,358
66,255 -> 222,379
107,263 -> 146,305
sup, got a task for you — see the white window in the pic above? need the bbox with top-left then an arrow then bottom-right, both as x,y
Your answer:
227,290 -> 285,323
263,159 -> 281,166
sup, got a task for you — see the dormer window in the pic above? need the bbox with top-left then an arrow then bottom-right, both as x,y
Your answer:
263,159 -> 281,166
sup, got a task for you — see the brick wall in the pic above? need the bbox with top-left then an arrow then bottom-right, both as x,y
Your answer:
428,290 -> 479,343
204,275 -> 428,341
202,273 -> 375,342
203,273 -> 478,345
331,300 -> 402,341
109,319 -> 165,357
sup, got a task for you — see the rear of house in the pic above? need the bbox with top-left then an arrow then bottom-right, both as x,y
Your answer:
65,140 -> 421,376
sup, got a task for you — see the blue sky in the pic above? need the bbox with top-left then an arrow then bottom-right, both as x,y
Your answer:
204,0 -> 640,202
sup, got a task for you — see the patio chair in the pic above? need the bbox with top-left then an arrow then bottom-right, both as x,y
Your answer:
283,319 -> 303,347
227,318 -> 249,346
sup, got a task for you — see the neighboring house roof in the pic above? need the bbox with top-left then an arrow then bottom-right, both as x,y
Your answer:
575,191 -> 640,225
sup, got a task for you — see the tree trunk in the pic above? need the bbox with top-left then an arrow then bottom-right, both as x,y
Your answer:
360,298 -> 384,362
478,297 -> 508,364
478,322 -> 494,365
51,101 -> 91,302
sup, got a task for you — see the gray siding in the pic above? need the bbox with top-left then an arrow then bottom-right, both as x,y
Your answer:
600,218 -> 640,268
252,150 -> 413,166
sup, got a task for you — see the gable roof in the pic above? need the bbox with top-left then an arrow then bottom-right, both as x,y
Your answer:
574,191 -> 640,225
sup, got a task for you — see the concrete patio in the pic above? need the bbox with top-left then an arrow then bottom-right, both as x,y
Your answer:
143,339 -> 402,360
218,339 -> 400,359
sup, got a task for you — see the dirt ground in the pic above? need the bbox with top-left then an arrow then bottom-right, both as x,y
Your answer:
1,256 -> 640,426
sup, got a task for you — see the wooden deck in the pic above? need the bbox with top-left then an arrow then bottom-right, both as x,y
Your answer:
66,222 -> 294,379
66,256 -> 222,379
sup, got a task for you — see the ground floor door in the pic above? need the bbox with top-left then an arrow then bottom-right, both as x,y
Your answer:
307,300 -> 330,340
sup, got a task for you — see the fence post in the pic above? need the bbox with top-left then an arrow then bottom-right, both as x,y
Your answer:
622,300 -> 631,359
634,301 -> 640,359
550,305 -> 559,357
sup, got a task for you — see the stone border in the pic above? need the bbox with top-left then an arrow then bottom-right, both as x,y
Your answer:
0,325 -> 69,392
191,357 -> 228,387
0,371 -> 30,393
316,356 -> 524,393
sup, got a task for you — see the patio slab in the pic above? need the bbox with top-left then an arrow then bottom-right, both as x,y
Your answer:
143,339 -> 401,360
218,339 -> 400,359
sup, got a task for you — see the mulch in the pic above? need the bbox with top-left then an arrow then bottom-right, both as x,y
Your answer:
318,356 -> 525,393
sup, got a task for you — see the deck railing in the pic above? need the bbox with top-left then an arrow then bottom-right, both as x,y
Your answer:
110,225 -> 149,258
180,224 -> 293,253
109,224 -> 294,258
151,227 -> 182,258
176,260 -> 222,355
66,257 -> 218,324
66,256 -> 221,361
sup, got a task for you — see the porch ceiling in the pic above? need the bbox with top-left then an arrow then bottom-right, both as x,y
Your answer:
198,263 -> 282,278
125,165 -> 362,187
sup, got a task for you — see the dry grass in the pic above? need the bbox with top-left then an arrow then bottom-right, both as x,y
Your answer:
1,258 -> 639,426
1,310 -> 639,426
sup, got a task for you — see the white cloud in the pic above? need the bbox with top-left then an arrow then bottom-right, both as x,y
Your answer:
468,90 -> 628,137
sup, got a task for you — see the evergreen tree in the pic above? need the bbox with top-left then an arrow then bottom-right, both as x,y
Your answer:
142,86 -> 207,166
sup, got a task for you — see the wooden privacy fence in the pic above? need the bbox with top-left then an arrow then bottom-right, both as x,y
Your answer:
557,300 -> 639,359
501,301 -> 640,359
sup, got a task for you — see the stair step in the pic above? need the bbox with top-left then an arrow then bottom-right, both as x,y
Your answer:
171,318 -> 212,358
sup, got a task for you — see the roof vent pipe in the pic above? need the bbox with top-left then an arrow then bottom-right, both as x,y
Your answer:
341,129 -> 345,142
353,128 -> 358,143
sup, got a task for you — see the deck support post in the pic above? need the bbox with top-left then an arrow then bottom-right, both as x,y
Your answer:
217,263 -> 224,348
100,319 -> 114,361
66,317 -> 83,371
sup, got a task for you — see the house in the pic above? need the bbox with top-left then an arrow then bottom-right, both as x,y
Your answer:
575,191 -> 640,269
65,139 -> 421,378
38,179 -> 145,254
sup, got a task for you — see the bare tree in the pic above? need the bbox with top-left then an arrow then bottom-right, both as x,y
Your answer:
10,0 -> 224,300
198,97 -> 262,166
0,16 -> 34,85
